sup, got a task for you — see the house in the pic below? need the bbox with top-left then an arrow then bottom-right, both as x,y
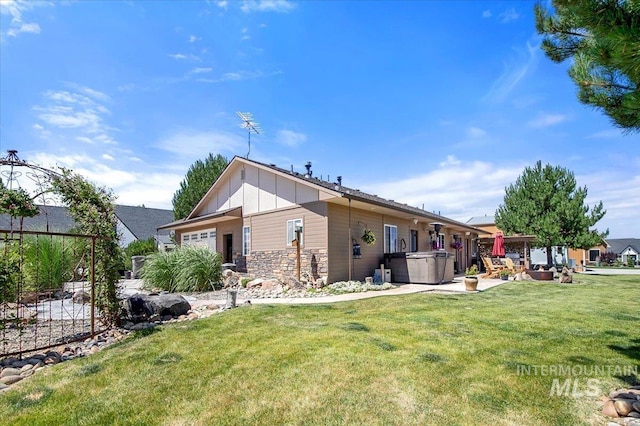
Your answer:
605,239 -> 640,266
0,204 -> 174,249
467,215 -> 608,268
159,156 -> 481,284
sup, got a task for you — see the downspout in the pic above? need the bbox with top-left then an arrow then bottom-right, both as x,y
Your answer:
348,197 -> 352,281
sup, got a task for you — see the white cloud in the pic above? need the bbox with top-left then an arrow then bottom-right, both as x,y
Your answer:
276,129 -> 307,147
439,155 -> 461,167
32,86 -> 118,149
188,34 -> 200,43
240,0 -> 296,13
528,113 -> 567,128
482,10 -> 492,18
216,0 -> 228,9
190,67 -> 213,74
359,159 -> 524,223
24,151 -> 178,208
467,127 -> 487,138
169,53 -> 187,60
483,35 -> 541,103
0,0 -> 48,39
102,153 -> 115,161
500,8 -> 519,23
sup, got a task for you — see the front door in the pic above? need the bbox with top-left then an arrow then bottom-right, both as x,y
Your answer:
224,233 -> 233,263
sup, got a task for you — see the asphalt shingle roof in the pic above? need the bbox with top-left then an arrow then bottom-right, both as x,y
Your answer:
1,204 -> 174,241
606,238 -> 640,254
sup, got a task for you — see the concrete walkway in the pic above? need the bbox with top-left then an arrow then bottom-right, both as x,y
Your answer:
188,276 -> 508,309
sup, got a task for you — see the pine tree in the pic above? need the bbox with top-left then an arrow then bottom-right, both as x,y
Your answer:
535,0 -> 640,132
495,161 -> 608,266
172,154 -> 229,220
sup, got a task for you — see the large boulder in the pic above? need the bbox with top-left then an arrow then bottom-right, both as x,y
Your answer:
124,294 -> 191,322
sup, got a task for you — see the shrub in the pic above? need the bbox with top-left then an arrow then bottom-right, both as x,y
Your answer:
21,235 -> 80,291
599,252 -> 618,266
142,246 -> 222,292
627,257 -> 636,268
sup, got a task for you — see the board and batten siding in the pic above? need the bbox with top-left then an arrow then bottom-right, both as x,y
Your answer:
246,203 -> 328,252
198,164 -> 321,217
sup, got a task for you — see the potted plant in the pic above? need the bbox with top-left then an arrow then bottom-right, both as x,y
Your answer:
499,269 -> 510,281
464,264 -> 479,291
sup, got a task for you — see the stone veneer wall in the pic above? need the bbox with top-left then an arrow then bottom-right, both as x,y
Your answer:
246,249 -> 328,281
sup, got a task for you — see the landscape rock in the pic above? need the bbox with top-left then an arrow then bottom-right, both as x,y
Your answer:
246,278 -> 263,288
0,367 -> 21,378
124,293 -> 191,322
603,400 -> 620,417
72,289 -> 91,304
0,375 -> 23,385
615,400 -> 636,417
261,279 -> 282,292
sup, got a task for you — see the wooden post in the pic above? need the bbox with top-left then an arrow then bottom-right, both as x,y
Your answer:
90,236 -> 96,336
295,228 -> 301,281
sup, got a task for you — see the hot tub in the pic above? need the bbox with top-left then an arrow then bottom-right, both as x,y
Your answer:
385,251 -> 454,284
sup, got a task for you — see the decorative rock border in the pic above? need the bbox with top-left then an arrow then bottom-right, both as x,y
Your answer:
602,386 -> 640,426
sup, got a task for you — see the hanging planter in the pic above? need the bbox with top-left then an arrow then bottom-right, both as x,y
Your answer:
361,228 -> 376,245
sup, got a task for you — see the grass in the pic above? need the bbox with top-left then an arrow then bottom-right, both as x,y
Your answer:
1,274 -> 638,425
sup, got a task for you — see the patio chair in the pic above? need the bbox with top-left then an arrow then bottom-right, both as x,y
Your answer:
503,258 -> 517,273
481,256 -> 504,279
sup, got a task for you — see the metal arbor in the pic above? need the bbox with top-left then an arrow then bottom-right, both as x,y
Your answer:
0,150 -> 103,357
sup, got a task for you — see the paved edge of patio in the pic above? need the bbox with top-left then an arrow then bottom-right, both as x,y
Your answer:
188,276 -> 509,308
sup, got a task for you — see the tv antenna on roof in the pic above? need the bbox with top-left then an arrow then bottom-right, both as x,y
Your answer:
236,111 -> 262,159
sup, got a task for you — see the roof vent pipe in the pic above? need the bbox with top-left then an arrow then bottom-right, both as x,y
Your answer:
304,161 -> 312,178
337,176 -> 342,186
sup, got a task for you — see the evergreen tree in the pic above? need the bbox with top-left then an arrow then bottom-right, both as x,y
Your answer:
495,161 -> 608,266
535,0 -> 640,132
172,154 -> 229,220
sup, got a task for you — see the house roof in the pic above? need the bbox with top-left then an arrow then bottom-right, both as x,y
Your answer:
466,215 -> 496,226
1,204 -> 174,241
114,205 -> 174,240
0,205 -> 77,232
158,207 -> 242,230
184,156 -> 481,234
606,238 -> 640,254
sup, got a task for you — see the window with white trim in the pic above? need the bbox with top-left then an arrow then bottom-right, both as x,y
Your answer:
242,226 -> 251,256
384,224 -> 397,253
438,234 -> 445,250
287,219 -> 303,246
182,234 -> 189,242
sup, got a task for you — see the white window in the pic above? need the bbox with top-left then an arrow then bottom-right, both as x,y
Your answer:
384,224 -> 397,253
242,226 -> 251,256
191,233 -> 198,241
287,219 -> 303,246
200,232 -> 208,239
182,234 -> 189,242
438,234 -> 445,250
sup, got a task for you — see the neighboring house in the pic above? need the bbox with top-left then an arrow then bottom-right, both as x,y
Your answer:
159,156 -> 481,284
466,215 -> 536,268
605,239 -> 640,265
0,204 -> 174,249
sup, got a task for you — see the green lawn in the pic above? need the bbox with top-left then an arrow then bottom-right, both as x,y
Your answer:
1,274 -> 638,425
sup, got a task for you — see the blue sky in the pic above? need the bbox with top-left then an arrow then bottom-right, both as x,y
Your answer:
1,0 -> 638,238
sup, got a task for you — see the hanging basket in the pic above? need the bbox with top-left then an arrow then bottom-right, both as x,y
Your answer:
361,228 -> 376,245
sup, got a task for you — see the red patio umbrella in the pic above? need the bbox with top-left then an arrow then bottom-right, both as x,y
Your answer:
492,232 -> 505,257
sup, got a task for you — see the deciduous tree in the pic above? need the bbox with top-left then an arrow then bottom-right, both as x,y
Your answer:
535,0 -> 640,132
495,161 -> 608,266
